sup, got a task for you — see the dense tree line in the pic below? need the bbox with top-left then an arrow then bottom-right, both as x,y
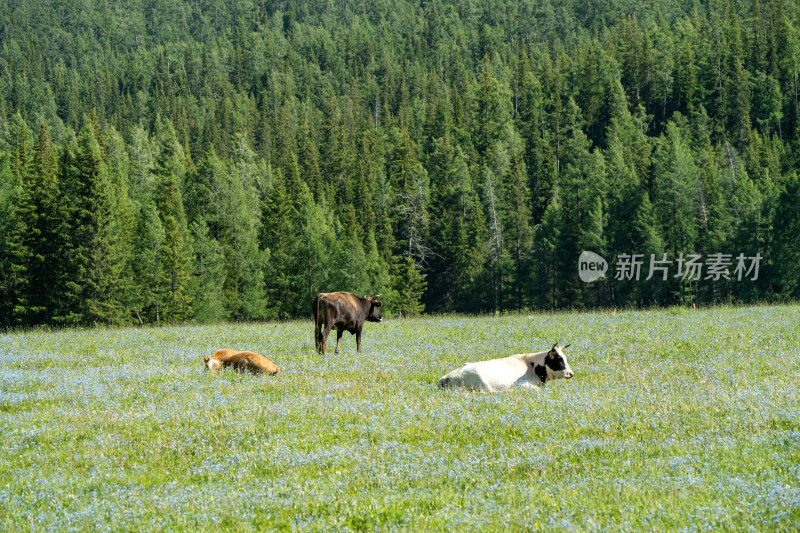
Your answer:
1,0 -> 800,328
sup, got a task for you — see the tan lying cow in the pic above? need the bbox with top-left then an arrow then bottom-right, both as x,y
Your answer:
203,349 -> 280,376
438,344 -> 573,392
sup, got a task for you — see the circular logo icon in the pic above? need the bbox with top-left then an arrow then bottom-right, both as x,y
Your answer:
579,251 -> 608,282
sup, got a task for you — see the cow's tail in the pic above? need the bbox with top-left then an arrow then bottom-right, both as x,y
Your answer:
313,294 -> 324,351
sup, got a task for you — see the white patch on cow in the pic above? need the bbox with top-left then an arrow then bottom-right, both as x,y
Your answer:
206,359 -> 222,372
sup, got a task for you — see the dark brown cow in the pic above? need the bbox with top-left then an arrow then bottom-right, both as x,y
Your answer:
313,292 -> 383,354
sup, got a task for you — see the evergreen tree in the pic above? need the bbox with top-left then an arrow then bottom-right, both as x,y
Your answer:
0,149 -> 15,327
156,171 -> 193,323
58,124 -> 129,325
2,126 -> 32,325
24,125 -> 63,325
294,183 -> 338,313
532,192 -> 563,308
554,122 -> 607,307
187,220 -> 227,323
501,136 -> 534,310
388,256 -> 427,317
187,147 -> 267,319
650,119 -> 702,303
651,119 -> 700,255
425,135 -> 465,312
261,167 -> 297,319
774,172 -> 800,298
472,54 -> 513,159
330,206 -> 370,297
108,169 -> 137,323
131,201 -> 165,324
364,230 -> 391,298
150,119 -> 193,323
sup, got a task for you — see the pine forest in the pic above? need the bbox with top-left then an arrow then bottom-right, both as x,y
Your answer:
2,0 -> 800,328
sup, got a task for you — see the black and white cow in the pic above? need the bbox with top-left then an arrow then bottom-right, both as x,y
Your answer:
438,344 -> 574,392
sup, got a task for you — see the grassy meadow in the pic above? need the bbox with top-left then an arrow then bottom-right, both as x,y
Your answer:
1,305 -> 799,531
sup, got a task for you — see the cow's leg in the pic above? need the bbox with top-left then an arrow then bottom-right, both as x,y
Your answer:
315,322 -> 323,353
476,373 -> 496,392
335,329 -> 344,354
356,328 -> 362,352
322,324 -> 332,355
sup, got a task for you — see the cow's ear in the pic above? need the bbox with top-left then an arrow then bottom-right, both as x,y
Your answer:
203,355 -> 210,362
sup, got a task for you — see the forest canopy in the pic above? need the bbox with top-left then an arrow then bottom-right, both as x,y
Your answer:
1,0 -> 800,327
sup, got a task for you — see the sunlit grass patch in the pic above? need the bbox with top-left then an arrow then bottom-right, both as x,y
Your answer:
1,305 -> 799,530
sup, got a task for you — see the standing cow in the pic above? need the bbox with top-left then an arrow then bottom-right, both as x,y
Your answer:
313,292 -> 383,354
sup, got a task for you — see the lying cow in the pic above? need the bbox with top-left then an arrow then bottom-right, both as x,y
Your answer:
438,344 -> 574,392
203,349 -> 280,376
313,292 -> 383,354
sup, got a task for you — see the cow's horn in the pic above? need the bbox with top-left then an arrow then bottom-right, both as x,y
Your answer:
551,343 -> 558,351
374,294 -> 382,299
563,344 -> 571,349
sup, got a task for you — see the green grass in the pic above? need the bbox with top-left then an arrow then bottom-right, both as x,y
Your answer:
1,305 -> 799,531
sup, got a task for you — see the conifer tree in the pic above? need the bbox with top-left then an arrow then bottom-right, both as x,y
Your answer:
58,124 -> 129,325
651,119 -> 700,255
157,172 -> 193,323
13,124 -> 64,325
473,54 -> 513,159
389,256 -> 427,317
774,172 -> 800,298
261,167 -> 297,319
532,192 -> 563,308
554,123 -> 607,306
150,119 -> 193,323
502,137 -> 534,310
294,182 -> 337,312
424,134 -> 462,311
218,157 -> 267,320
108,170 -> 137,323
187,220 -> 227,323
2,125 -> 32,325
364,230 -> 391,298
330,206 -> 370,297
298,105 -> 324,199
131,201 -> 165,324
651,119 -> 702,303
0,149 -> 14,327
460,191 -> 490,312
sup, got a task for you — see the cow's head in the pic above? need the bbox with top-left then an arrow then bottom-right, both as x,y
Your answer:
365,295 -> 383,322
203,354 -> 222,372
544,343 -> 574,380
